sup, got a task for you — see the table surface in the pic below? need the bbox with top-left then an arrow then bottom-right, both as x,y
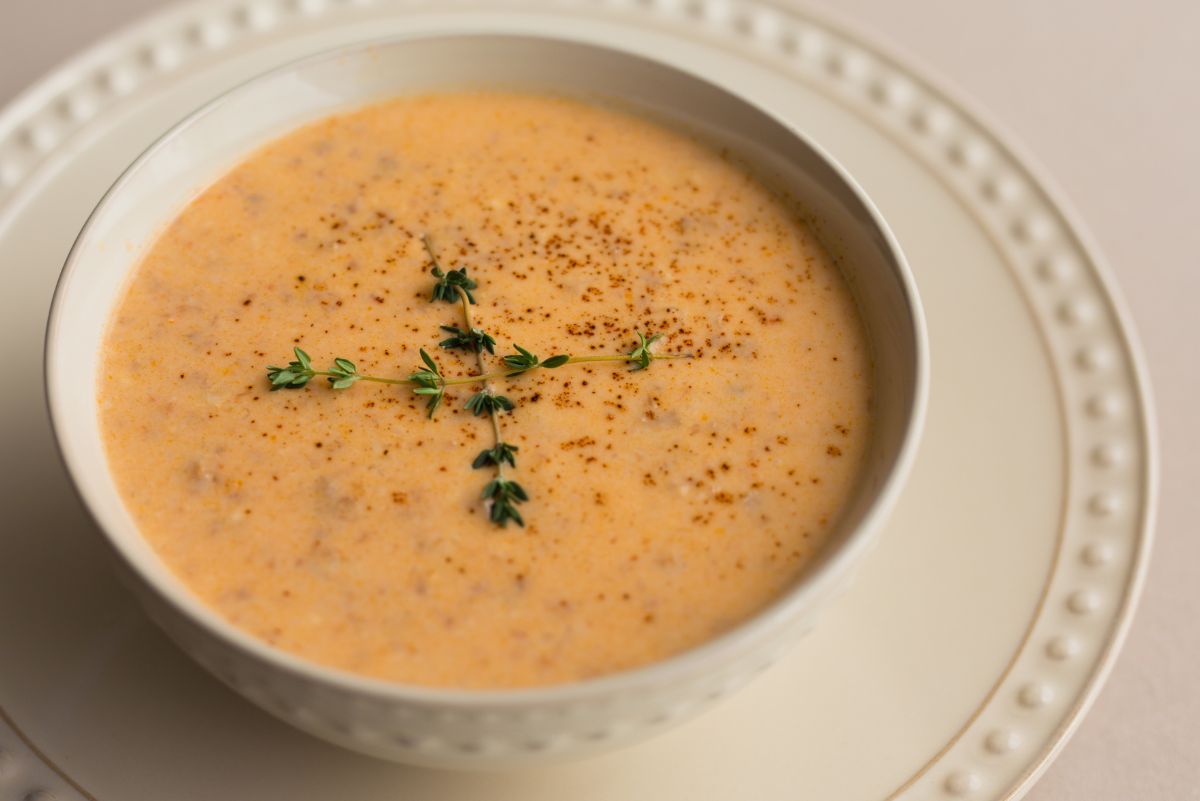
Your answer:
2,1 -> 1196,798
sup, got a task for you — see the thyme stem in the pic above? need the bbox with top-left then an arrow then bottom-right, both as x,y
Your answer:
287,352 -> 692,389
421,233 -> 443,275
456,283 -> 507,481
441,352 -> 690,384
279,351 -> 691,389
305,371 -> 410,385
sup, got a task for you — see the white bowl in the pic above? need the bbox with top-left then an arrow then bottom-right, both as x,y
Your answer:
45,34 -> 927,769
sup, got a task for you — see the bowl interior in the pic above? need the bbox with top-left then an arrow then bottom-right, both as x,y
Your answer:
46,34 -> 924,697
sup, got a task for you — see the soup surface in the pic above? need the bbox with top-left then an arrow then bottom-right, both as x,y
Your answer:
100,92 -> 871,688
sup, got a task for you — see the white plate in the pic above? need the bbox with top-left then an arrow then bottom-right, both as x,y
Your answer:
0,1 -> 1155,800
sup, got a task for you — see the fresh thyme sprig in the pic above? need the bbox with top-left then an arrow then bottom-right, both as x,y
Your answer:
267,341 -> 680,394
465,391 -> 515,417
501,344 -> 540,373
627,331 -> 663,371
327,357 -> 362,389
482,477 -> 528,528
267,348 -> 410,391
439,325 -> 496,354
426,235 -> 529,526
499,345 -> 572,374
408,348 -> 446,418
266,348 -> 314,389
265,233 -> 694,528
425,234 -> 477,305
473,441 -> 519,469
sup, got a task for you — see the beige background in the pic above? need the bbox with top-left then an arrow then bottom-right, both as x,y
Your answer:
1,0 -> 1195,798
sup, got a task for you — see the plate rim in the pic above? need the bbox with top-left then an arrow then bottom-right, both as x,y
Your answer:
772,1 -> 1158,796
0,1 -> 1158,799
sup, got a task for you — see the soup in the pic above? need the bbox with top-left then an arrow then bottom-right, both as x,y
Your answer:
99,92 -> 871,689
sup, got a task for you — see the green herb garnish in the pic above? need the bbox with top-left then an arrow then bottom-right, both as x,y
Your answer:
439,325 -> 496,354
266,348 -> 314,390
408,349 -> 446,418
465,391 -> 515,417
627,331 -> 664,372
481,477 -> 528,527
265,234 -> 692,527
425,234 -> 477,304
501,345 -> 540,374
473,442 -> 519,469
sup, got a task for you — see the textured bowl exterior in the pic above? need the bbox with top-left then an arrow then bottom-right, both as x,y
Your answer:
116,550 -> 839,768
46,34 -> 925,768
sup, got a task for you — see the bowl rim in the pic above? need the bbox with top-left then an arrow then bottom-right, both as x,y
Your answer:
44,31 -> 929,706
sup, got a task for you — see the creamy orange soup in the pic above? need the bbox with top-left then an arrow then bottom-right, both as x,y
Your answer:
100,92 -> 871,688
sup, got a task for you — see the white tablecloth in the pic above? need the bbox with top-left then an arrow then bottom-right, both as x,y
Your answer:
2,0 -> 1195,797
